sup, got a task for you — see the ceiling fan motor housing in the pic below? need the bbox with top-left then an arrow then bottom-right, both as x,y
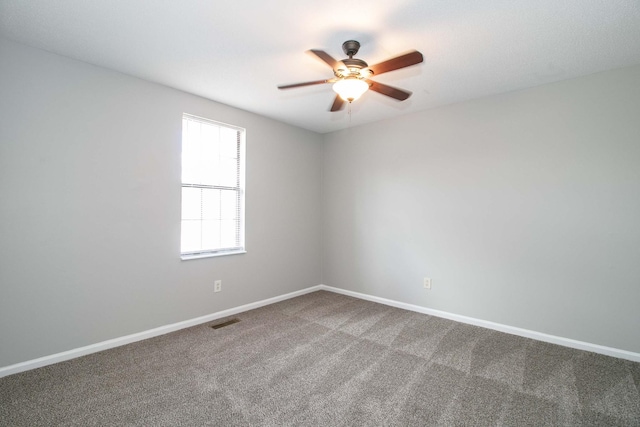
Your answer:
335,58 -> 371,79
336,40 -> 372,79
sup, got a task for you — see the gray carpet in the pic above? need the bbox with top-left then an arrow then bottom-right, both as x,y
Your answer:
1,290 -> 639,426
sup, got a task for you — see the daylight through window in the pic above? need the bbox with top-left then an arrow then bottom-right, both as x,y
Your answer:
181,114 -> 245,258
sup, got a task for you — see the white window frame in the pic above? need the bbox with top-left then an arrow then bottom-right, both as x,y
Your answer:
180,113 -> 246,260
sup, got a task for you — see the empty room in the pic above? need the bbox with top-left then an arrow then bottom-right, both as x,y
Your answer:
1,1 -> 639,425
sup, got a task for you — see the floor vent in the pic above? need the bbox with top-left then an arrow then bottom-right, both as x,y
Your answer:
210,318 -> 240,329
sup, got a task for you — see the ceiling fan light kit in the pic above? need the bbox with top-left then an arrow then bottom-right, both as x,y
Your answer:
333,77 -> 369,102
278,40 -> 423,112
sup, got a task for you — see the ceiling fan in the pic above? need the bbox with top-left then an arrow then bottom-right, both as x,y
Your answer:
278,40 -> 424,112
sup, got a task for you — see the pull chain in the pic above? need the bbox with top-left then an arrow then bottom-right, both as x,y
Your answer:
348,102 -> 352,126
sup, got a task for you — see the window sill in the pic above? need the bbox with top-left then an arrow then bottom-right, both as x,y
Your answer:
181,250 -> 246,261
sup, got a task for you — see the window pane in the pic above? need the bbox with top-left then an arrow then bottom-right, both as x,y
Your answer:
200,159 -> 218,186
220,219 -> 238,248
220,127 -> 238,159
201,121 -> 220,150
218,158 -> 238,187
182,187 -> 202,220
182,119 -> 201,183
181,220 -> 202,252
220,190 -> 238,220
201,220 -> 221,250
201,188 -> 221,220
200,124 -> 219,185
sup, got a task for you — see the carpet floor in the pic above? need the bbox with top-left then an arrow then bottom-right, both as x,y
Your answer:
1,290 -> 639,426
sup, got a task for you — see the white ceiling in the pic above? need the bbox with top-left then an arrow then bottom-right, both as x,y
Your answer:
2,1 -> 640,134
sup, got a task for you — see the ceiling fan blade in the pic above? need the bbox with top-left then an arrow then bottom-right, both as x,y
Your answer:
278,79 -> 331,89
366,80 -> 412,101
330,95 -> 346,112
308,49 -> 343,70
368,50 -> 423,76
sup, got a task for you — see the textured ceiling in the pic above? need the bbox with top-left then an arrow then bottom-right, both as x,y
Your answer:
2,0 -> 640,134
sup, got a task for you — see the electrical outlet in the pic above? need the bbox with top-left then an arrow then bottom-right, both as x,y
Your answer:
214,280 -> 222,293
423,277 -> 431,290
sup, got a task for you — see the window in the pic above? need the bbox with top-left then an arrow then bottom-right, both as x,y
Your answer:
181,114 -> 245,259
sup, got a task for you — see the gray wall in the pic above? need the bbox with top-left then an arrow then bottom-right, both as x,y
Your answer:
0,38 -> 323,367
322,65 -> 640,354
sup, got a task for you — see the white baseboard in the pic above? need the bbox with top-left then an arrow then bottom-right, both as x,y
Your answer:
2,283 -> 638,378
318,285 -> 640,363
0,285 -> 323,378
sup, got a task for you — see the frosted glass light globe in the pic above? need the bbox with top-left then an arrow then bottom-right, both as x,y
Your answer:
333,78 -> 369,102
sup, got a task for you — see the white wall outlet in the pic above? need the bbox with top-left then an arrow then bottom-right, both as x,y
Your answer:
214,280 -> 222,293
423,277 -> 431,290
